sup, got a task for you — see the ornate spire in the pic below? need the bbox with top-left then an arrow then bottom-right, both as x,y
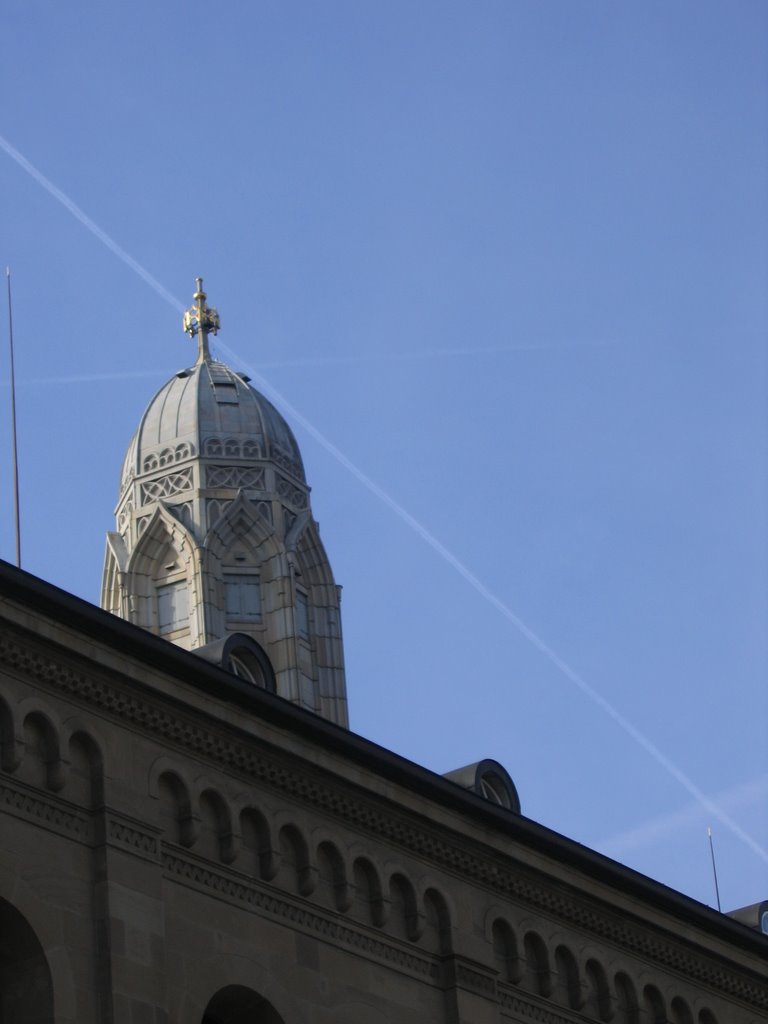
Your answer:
183,277 -> 220,364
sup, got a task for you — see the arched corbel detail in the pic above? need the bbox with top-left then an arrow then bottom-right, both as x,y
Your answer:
311,828 -> 353,912
193,775 -> 238,865
385,866 -> 425,942
61,717 -> 106,808
148,756 -> 199,847
16,698 -> 68,792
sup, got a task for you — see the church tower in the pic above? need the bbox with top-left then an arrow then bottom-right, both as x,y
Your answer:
101,279 -> 348,727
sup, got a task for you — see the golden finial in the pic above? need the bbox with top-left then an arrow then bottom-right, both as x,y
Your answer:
183,276 -> 220,363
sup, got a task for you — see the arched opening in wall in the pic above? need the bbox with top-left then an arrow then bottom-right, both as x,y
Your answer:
522,931 -> 551,997
199,790 -> 234,864
643,984 -> 667,1024
491,919 -> 520,984
277,825 -> 313,896
157,771 -> 193,847
0,695 -> 19,771
316,841 -> 347,912
202,985 -> 285,1024
614,972 -> 639,1024
239,808 -> 276,880
68,731 -> 104,808
423,889 -> 452,954
670,996 -> 694,1024
388,873 -> 420,942
553,945 -> 581,1010
20,712 -> 60,791
584,958 -> 612,1022
0,898 -> 54,1023
351,857 -> 384,927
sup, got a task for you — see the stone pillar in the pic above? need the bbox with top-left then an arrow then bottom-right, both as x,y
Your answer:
442,955 -> 499,1024
93,808 -> 168,1024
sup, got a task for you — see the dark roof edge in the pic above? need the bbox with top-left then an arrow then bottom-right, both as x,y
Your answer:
1,559 -> 765,960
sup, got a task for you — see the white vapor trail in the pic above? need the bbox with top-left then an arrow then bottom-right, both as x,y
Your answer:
0,134 -> 184,313
5,133 -> 766,864
598,774 -> 768,858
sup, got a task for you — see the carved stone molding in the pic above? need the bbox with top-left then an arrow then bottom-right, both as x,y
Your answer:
0,779 -> 92,844
446,957 -> 497,998
206,465 -> 265,490
499,990 -> 579,1024
275,475 -> 307,509
162,849 -> 440,982
140,467 -> 193,503
105,814 -> 160,862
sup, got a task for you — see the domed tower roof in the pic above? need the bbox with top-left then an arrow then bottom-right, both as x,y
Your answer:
119,359 -> 305,498
102,279 -> 348,728
119,285 -> 304,504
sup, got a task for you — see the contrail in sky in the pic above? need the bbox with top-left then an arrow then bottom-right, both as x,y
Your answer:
0,134 -> 184,313
598,774 -> 768,858
4,134 -> 765,864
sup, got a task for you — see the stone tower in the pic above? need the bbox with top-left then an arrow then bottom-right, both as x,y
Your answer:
101,279 -> 348,726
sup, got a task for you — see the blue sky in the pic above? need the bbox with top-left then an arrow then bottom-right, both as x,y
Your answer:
1,1 -> 766,910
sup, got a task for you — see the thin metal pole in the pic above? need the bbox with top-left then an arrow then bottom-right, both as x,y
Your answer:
707,826 -> 722,912
6,267 -> 21,567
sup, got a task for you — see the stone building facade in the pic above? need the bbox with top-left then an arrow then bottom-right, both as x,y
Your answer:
1,563 -> 766,1023
0,283 -> 765,1022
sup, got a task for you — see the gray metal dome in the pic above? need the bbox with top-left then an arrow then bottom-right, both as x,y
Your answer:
119,359 -> 305,499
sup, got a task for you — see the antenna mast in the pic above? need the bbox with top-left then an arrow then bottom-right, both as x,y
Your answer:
5,267 -> 21,567
707,826 -> 722,912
